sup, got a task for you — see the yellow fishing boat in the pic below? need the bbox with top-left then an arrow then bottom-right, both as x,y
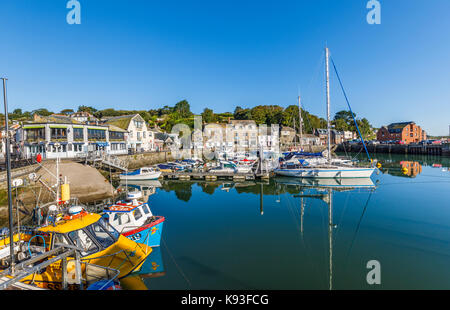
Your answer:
0,206 -> 152,290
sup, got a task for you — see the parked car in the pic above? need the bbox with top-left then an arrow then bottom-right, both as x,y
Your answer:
394,140 -> 405,145
368,140 -> 380,145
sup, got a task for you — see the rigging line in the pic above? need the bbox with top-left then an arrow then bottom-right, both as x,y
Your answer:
299,51 -> 325,134
161,237 -> 192,287
334,190 -> 351,242
286,194 -> 302,235
343,190 -> 374,273
330,56 -> 372,162
298,199 -> 320,282
316,192 -> 329,284
302,49 -> 326,107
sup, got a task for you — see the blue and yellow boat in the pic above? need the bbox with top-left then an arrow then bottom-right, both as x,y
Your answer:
0,206 -> 152,290
103,191 -> 165,247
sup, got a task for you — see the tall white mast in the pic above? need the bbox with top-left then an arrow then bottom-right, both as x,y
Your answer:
298,95 -> 303,150
325,47 -> 331,162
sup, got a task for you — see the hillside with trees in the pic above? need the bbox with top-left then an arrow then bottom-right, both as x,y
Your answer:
2,100 -> 375,138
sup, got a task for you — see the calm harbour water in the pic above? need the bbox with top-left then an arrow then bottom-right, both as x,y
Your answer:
123,153 -> 450,290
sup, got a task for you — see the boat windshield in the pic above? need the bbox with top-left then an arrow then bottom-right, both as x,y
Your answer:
66,219 -> 120,256
68,229 -> 99,256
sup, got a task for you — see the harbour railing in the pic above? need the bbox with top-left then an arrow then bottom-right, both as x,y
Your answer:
0,245 -> 120,290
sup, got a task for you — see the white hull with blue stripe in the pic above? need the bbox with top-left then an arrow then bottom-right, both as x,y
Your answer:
274,166 -> 375,178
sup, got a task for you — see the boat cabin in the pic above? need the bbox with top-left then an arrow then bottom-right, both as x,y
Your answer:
103,192 -> 154,234
38,209 -> 121,257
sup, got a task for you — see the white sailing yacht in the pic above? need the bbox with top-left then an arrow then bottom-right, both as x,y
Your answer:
274,47 -> 375,179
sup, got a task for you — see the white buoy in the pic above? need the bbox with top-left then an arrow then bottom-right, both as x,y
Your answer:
68,205 -> 84,215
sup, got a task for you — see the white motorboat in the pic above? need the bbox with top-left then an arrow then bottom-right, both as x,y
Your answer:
119,167 -> 162,181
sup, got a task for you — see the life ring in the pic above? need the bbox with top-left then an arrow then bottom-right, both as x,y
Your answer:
63,210 -> 87,221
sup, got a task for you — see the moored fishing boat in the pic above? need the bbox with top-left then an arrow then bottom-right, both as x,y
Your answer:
103,191 -> 165,247
120,167 -> 161,181
0,204 -> 152,290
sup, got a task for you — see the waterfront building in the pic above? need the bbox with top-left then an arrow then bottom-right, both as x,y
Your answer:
343,131 -> 357,141
377,121 -> 427,144
104,114 -> 154,152
314,128 -> 328,145
258,124 -> 280,153
107,125 -> 128,155
280,126 -> 296,149
154,132 -> 177,151
21,122 -> 118,159
314,128 -> 350,145
191,128 -> 204,152
203,123 -> 230,154
0,123 -> 22,160
228,120 -> 258,152
298,133 -> 321,146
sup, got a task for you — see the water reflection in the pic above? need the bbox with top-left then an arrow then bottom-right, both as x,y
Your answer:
379,160 -> 422,178
120,179 -> 162,201
120,246 -> 166,290
115,155 -> 450,289
274,177 -> 376,290
346,153 -> 450,178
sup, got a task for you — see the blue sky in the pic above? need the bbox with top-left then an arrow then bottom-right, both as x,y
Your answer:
1,0 -> 449,135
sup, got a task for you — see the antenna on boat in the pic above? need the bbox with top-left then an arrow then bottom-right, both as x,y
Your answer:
325,47 -> 332,163
2,77 -> 15,273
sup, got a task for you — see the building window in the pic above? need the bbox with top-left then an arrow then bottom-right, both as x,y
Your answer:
88,129 -> 106,141
74,144 -> 83,152
51,128 -> 67,140
109,131 -> 124,141
73,128 -> 84,141
26,128 -> 45,141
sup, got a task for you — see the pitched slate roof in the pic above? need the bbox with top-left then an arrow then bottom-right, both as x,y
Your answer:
387,121 -> 415,133
104,114 -> 143,130
34,114 -> 81,124
107,124 -> 128,133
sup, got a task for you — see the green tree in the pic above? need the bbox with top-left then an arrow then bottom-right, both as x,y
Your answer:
201,108 -> 217,123
60,109 -> 74,115
233,106 -> 243,118
32,108 -> 53,116
78,105 -> 97,114
174,100 -> 192,118
250,106 -> 267,124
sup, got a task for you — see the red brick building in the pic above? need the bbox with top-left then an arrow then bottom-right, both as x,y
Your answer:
377,121 -> 426,144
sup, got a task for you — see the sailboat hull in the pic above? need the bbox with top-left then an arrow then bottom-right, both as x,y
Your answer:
274,167 -> 375,178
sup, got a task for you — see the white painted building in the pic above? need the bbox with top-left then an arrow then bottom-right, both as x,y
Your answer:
105,114 -> 154,152
21,122 -> 127,160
